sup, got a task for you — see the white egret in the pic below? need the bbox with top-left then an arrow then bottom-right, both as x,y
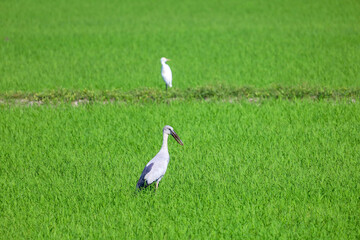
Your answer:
160,57 -> 172,91
136,125 -> 183,190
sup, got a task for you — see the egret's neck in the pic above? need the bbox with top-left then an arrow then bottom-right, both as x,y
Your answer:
160,133 -> 169,151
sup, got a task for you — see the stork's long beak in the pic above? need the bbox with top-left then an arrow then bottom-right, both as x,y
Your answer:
171,130 -> 183,145
166,58 -> 171,61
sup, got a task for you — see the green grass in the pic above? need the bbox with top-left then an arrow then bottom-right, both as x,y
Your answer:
1,0 -> 359,238
1,85 -> 360,105
1,0 -> 360,91
1,85 -> 360,103
1,101 -> 359,239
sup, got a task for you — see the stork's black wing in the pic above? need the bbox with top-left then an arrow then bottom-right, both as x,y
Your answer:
136,163 -> 154,189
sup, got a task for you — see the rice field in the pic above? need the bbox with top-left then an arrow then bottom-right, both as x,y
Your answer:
1,0 -> 360,91
0,101 -> 359,239
1,0 -> 360,239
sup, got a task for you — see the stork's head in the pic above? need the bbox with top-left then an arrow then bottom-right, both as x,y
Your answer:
163,125 -> 183,145
160,57 -> 170,64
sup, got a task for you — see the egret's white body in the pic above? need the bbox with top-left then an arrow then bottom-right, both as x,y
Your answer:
136,125 -> 183,190
161,57 -> 172,90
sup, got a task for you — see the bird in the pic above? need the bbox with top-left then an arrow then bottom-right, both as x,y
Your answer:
160,57 -> 172,91
136,125 -> 183,190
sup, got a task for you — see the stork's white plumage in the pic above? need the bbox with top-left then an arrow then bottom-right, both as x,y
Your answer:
136,125 -> 183,190
161,57 -> 172,90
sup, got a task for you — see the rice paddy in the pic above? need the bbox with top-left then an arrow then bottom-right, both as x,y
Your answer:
1,0 -> 359,239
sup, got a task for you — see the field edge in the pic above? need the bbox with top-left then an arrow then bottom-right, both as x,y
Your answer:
1,85 -> 359,105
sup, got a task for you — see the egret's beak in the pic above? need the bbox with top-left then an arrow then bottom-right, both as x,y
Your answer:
166,58 -> 171,61
171,130 -> 183,145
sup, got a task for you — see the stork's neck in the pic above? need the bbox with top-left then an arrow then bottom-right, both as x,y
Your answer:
160,133 -> 169,151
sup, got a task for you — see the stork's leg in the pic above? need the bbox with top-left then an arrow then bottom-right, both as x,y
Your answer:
156,181 -> 159,189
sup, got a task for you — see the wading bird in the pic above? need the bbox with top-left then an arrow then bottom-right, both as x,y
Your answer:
160,57 -> 172,91
136,125 -> 183,190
